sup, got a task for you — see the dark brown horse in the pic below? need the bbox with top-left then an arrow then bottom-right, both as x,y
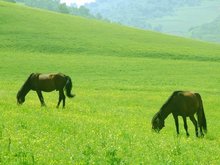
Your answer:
152,91 -> 207,137
17,73 -> 75,108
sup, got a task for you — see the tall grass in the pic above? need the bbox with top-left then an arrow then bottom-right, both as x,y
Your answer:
1,52 -> 220,164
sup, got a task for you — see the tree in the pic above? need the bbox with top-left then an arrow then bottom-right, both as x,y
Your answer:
3,0 -> 16,3
59,3 -> 69,14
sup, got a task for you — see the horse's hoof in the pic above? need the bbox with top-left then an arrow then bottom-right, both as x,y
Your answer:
200,133 -> 204,138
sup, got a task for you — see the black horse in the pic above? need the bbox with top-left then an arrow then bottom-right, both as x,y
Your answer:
152,91 -> 207,137
17,73 -> 75,108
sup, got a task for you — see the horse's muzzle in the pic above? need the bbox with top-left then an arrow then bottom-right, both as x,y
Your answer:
17,101 -> 23,105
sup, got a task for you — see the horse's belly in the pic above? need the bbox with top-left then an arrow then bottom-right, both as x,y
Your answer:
41,88 -> 55,92
38,80 -> 56,92
176,99 -> 198,116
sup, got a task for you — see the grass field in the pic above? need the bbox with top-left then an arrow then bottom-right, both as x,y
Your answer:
0,1 -> 220,164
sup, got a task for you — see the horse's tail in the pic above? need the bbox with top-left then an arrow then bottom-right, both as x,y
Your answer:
195,93 -> 207,133
65,76 -> 75,98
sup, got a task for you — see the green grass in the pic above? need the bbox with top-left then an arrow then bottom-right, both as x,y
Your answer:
0,1 -> 220,164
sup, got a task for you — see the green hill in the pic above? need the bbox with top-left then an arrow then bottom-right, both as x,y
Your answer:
190,16 -> 220,43
0,1 -> 220,164
86,0 -> 220,42
1,1 -> 220,61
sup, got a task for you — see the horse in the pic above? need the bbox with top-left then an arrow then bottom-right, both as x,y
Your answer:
17,73 -> 75,108
151,91 -> 207,137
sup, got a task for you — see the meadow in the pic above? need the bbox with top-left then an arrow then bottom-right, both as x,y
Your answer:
0,1 -> 220,164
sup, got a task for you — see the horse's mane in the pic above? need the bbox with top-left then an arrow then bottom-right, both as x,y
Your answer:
22,73 -> 34,86
17,73 -> 34,95
160,91 -> 182,111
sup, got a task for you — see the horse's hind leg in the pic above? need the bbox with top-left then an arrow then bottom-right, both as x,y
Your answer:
182,116 -> 189,136
37,91 -> 46,106
62,90 -> 66,108
190,116 -> 198,137
57,91 -> 62,108
197,113 -> 204,137
57,90 -> 65,108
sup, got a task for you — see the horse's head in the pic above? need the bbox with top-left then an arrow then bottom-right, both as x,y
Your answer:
17,91 -> 25,105
152,112 -> 165,132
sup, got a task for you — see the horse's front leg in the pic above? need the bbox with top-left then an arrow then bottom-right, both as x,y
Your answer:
36,91 -> 46,106
173,114 -> 179,135
182,116 -> 189,136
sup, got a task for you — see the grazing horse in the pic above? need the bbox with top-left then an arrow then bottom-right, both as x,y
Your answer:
17,73 -> 75,108
152,91 -> 207,137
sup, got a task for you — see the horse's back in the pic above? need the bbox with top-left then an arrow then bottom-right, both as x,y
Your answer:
39,73 -> 53,79
173,91 -> 200,116
38,73 -> 64,79
31,73 -> 66,92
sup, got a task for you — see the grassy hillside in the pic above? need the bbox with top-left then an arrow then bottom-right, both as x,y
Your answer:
148,0 -> 220,38
190,16 -> 220,43
1,1 -> 220,61
0,1 -> 220,164
87,0 -> 220,40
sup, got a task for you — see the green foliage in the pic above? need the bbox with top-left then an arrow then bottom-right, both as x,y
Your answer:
15,0 -> 61,11
58,3 -> 69,14
0,1 -> 220,164
2,0 -> 15,3
14,0 -> 96,18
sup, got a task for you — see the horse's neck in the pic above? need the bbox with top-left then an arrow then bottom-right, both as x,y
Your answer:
20,83 -> 31,97
160,107 -> 171,120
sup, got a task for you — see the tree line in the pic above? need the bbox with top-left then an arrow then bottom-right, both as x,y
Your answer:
3,0 -> 102,19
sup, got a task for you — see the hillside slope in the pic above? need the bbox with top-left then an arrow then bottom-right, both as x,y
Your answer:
190,16 -> 220,43
86,0 -> 220,41
0,1 -> 220,61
